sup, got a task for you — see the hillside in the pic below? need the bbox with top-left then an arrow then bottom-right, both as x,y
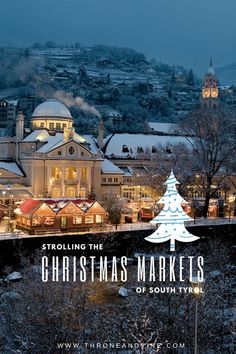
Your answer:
0,44 -> 201,135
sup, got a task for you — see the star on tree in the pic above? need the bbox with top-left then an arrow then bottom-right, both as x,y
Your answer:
145,170 -> 199,251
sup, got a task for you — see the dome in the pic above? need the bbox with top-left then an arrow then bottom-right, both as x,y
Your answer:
32,99 -> 73,120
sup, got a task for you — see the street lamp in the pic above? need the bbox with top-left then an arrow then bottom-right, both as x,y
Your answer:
191,277 -> 205,354
2,190 -> 6,205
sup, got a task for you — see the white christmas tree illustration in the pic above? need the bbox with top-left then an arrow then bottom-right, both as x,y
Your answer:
145,170 -> 199,251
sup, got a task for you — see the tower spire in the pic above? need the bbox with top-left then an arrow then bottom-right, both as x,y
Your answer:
201,58 -> 218,106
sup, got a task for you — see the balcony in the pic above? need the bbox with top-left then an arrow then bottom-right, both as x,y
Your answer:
51,178 -> 62,185
65,179 -> 78,185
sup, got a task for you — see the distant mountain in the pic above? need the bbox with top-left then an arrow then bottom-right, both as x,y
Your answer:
216,63 -> 236,85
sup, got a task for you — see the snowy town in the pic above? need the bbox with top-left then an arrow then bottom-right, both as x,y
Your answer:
0,51 -> 235,237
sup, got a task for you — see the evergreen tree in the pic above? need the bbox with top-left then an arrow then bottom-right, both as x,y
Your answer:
145,170 -> 199,251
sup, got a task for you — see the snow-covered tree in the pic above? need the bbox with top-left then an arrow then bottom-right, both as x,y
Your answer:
145,170 -> 199,251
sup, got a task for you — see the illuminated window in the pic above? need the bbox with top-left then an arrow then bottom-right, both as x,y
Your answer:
81,168 -> 87,181
51,187 -> 61,198
44,217 -> 54,226
80,187 -> 86,198
65,186 -> 76,198
95,215 -> 103,223
73,216 -> 82,224
49,123 -> 54,129
32,217 -> 42,226
62,123 -> 67,129
51,167 -> 62,179
85,215 -> 94,224
40,123 -> 44,128
56,123 -> 61,130
65,167 -> 76,180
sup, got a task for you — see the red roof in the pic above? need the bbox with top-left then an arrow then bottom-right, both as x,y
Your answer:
19,199 -> 42,215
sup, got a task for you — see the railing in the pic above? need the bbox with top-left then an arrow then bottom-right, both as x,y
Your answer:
51,178 -> 62,185
0,218 -> 236,240
64,179 -> 78,185
187,217 -> 236,226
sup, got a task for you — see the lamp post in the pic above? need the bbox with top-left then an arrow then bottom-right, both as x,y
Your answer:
191,277 -> 205,354
2,190 -> 6,205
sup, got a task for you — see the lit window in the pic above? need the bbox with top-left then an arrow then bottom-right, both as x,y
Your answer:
49,123 -> 54,129
96,215 -> 103,223
32,217 -> 42,226
73,216 -> 82,224
44,217 -> 54,226
85,215 -> 94,224
56,123 -> 61,130
81,168 -> 87,181
40,123 -> 44,128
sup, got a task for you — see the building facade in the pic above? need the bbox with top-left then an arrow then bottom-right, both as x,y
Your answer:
0,99 -> 125,200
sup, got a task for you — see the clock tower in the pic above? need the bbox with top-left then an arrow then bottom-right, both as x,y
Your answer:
201,58 -> 219,108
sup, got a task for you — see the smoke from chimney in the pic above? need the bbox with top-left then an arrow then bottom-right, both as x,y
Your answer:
53,90 -> 101,118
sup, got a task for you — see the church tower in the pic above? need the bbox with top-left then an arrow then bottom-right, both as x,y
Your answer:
201,58 -> 219,108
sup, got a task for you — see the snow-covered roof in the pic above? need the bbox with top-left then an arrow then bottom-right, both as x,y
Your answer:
82,135 -> 99,154
6,99 -> 18,106
104,133 -> 190,157
0,161 -> 24,176
23,129 -> 50,142
23,129 -> 91,154
32,99 -> 73,119
101,159 -> 124,174
118,166 -> 133,176
148,122 -> 180,134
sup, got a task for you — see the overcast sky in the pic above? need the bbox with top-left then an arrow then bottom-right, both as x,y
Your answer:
1,0 -> 236,73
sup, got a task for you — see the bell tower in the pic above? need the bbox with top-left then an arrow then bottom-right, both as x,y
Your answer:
201,58 -> 219,108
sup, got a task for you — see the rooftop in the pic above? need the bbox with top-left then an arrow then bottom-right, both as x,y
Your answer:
31,99 -> 73,120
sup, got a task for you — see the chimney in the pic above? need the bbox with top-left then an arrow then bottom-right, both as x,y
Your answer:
16,111 -> 24,141
97,119 -> 104,149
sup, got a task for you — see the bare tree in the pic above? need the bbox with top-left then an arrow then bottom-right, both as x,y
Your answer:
180,107 -> 236,217
101,193 -> 126,227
